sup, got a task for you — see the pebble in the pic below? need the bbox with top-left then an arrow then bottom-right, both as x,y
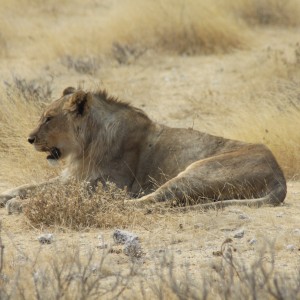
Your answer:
233,229 -> 244,239
249,238 -> 257,245
194,224 -> 202,229
293,229 -> 300,236
38,233 -> 54,244
113,229 -> 142,258
123,240 -> 142,258
228,209 -> 243,214
96,234 -> 108,249
96,243 -> 108,249
286,244 -> 296,251
113,229 -> 138,244
239,214 -> 250,220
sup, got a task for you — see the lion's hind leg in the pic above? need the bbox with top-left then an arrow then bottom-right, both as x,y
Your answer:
126,145 -> 286,209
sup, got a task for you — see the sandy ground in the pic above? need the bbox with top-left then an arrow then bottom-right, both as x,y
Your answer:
0,1 -> 300,296
1,30 -> 300,266
1,181 -> 300,290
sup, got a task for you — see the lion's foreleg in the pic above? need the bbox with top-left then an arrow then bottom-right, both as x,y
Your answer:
125,175 -> 192,208
0,177 -> 61,207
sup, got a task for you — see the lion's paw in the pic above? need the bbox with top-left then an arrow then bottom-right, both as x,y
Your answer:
125,194 -> 157,208
6,198 -> 26,215
0,193 -> 15,207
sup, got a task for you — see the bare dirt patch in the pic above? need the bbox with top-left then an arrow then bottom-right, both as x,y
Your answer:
0,0 -> 300,298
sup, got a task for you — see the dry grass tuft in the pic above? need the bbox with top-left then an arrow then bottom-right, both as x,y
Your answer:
1,230 -> 300,299
24,180 -> 151,229
0,83 -> 56,186
104,0 -> 249,56
230,105 -> 300,179
5,76 -> 53,103
226,0 -> 300,26
224,45 -> 300,179
0,244 -> 136,299
2,0 -> 300,62
61,55 -> 100,75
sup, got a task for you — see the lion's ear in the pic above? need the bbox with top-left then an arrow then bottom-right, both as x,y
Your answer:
64,91 -> 91,116
62,86 -> 76,96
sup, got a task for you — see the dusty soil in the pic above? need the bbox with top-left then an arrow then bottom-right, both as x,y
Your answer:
1,181 -> 300,291
0,1 -> 300,297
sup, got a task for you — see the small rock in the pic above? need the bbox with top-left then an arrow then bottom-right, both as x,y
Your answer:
220,228 -> 235,232
123,240 -> 142,258
233,229 -> 244,239
194,223 -> 202,229
249,238 -> 257,245
113,229 -> 138,244
96,243 -> 108,249
113,229 -> 142,258
38,234 -> 53,244
228,209 -> 243,214
293,229 -> 300,236
286,244 -> 296,251
97,235 -> 108,249
276,212 -> 284,218
239,214 -> 250,220
212,250 -> 222,257
109,247 -> 122,254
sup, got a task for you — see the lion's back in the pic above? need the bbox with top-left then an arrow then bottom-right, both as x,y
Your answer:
134,126 -> 245,191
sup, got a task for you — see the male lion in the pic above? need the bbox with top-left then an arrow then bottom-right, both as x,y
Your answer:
0,87 -> 287,211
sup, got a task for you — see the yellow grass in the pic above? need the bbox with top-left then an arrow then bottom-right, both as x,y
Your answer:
228,110 -> 300,179
0,81 -> 59,186
103,0 -> 249,56
24,180 -> 154,229
225,0 -> 300,26
1,0 -> 300,62
0,0 -> 300,298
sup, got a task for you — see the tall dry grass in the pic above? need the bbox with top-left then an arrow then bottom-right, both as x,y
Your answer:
0,1 -> 299,185
0,80 -> 59,186
225,0 -> 300,26
23,180 -> 154,229
1,0 -> 300,62
0,236 -> 299,299
103,0 -> 249,56
224,45 -> 300,179
228,96 -> 300,179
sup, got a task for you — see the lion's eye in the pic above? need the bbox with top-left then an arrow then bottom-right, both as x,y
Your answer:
45,116 -> 53,123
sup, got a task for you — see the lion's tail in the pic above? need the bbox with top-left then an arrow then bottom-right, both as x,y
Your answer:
146,180 -> 287,212
166,180 -> 287,212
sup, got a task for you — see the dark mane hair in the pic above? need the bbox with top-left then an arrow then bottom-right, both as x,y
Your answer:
95,89 -> 130,107
94,89 -> 150,119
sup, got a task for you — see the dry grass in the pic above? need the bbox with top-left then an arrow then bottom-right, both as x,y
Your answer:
24,181 -> 153,230
0,81 -> 57,186
229,101 -> 300,179
0,243 -> 136,299
1,0 -> 300,63
225,0 -> 300,26
0,1 -> 300,298
103,0 -> 249,57
0,234 -> 300,299
225,45 -> 300,179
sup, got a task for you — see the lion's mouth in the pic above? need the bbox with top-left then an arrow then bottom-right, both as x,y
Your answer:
47,147 -> 61,160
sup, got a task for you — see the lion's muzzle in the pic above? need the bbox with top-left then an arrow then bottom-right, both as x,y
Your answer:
28,136 -> 36,144
47,147 -> 61,160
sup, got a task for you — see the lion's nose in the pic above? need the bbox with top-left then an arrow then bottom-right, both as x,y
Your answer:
28,136 -> 36,144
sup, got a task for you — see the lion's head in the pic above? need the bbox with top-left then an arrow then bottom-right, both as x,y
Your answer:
28,87 -> 93,165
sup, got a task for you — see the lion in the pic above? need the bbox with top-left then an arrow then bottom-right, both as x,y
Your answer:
0,87 -> 287,212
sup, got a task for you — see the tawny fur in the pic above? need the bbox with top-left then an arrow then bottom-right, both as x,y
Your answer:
0,88 -> 287,211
